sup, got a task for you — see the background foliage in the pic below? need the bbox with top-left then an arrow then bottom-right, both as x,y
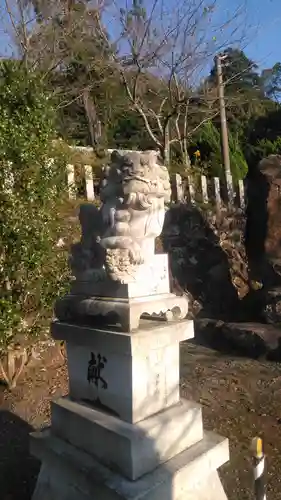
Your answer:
0,61 -> 71,350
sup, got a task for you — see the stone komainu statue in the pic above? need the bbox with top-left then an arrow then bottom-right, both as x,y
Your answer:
70,150 -> 171,284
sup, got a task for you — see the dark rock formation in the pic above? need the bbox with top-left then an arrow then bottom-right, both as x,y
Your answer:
195,319 -> 281,361
161,204 -> 248,321
245,154 -> 281,323
245,154 -> 281,286
159,158 -> 281,357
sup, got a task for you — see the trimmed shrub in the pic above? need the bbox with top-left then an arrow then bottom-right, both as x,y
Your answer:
0,61 -> 71,351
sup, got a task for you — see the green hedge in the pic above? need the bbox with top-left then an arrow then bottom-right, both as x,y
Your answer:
0,61 -> 73,351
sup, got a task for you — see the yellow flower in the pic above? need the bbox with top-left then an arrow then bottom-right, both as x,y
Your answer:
250,280 -> 263,291
194,150 -> 201,158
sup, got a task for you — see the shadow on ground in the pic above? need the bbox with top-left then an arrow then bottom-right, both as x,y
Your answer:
0,408 -> 40,500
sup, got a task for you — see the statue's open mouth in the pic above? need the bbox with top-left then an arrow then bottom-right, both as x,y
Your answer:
123,175 -> 150,185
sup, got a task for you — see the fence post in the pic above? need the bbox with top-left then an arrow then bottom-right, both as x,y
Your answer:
251,437 -> 266,500
226,172 -> 234,206
84,164 -> 95,201
170,173 -> 185,203
187,175 -> 195,204
238,179 -> 245,210
213,177 -> 221,210
200,175 -> 208,204
67,164 -> 76,199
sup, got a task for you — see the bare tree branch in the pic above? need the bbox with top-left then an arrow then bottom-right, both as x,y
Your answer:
95,0 -> 249,164
2,0 -> 251,164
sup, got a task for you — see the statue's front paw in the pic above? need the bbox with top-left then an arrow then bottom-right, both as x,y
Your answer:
128,244 -> 144,265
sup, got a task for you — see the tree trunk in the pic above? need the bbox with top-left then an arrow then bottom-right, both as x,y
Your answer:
82,89 -> 101,148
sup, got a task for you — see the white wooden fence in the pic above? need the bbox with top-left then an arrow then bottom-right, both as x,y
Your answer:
66,162 -> 246,210
1,147 -> 246,210
184,173 -> 245,210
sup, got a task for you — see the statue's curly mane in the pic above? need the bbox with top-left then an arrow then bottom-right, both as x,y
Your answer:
98,150 -> 171,282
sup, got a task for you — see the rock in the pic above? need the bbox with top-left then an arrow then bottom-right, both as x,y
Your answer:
207,262 -> 230,282
245,155 -> 281,323
245,154 -> 281,287
195,319 -> 281,360
162,204 -> 248,320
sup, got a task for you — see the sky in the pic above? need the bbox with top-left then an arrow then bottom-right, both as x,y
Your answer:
247,0 -> 281,70
215,0 -> 281,71
0,0 -> 280,72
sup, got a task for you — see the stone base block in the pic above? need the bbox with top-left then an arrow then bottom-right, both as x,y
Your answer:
181,471 -> 228,500
51,320 -> 194,423
71,254 -> 170,298
55,292 -> 189,332
30,429 -> 229,500
51,396 -> 203,480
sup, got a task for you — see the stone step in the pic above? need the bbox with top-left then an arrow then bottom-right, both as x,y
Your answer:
51,396 -> 203,481
195,319 -> 281,360
30,429 -> 229,500
181,471 -> 227,500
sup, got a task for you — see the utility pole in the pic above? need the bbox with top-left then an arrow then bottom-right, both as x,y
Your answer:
216,54 -> 231,176
216,53 -> 233,203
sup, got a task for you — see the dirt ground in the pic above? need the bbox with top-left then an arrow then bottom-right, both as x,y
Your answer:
1,339 -> 281,500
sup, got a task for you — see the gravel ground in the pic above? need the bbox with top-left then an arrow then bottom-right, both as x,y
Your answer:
181,341 -> 281,500
1,339 -> 281,499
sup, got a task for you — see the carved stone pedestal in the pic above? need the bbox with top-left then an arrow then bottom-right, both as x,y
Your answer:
30,319 -> 229,499
55,292 -> 189,332
55,254 -> 189,332
51,320 -> 194,423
